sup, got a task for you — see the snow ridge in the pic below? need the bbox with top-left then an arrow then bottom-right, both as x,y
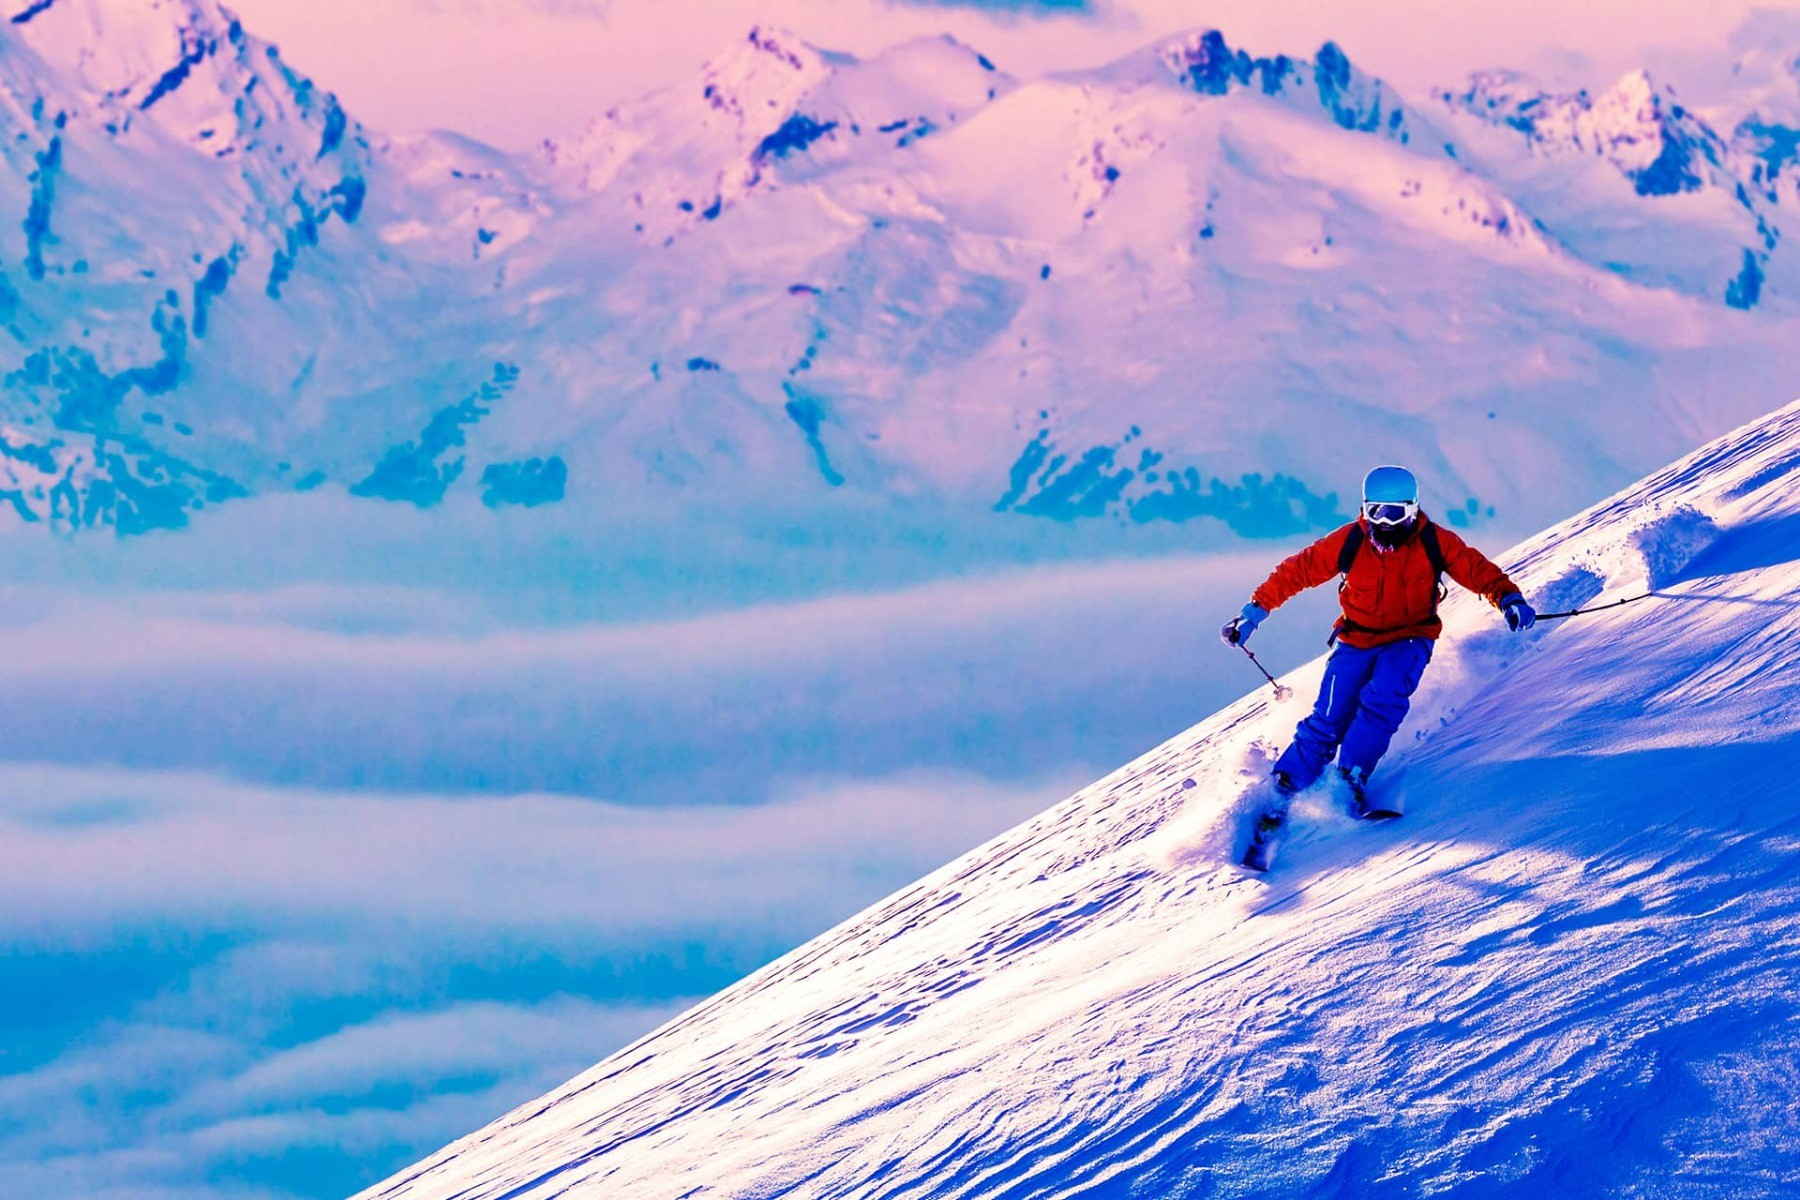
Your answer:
1445,68 -> 1727,198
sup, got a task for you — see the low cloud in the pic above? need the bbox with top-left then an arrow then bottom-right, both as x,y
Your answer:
0,546 -> 1341,1198
0,550 -> 1328,804
0,761 -> 1068,1198
0,763 -> 1074,938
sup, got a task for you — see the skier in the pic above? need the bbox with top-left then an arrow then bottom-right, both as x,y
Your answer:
1221,465 -> 1535,827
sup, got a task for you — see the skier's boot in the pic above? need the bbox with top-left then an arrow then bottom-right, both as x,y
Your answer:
1242,771 -> 1297,872
1340,765 -> 1399,820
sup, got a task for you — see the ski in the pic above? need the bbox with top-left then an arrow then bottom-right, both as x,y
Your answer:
1339,766 -> 1401,820
1357,797 -> 1403,820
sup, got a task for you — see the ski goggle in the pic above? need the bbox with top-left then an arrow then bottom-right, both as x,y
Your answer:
1362,500 -> 1418,526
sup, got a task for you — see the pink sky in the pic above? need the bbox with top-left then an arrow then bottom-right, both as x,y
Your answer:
222,0 -> 1797,149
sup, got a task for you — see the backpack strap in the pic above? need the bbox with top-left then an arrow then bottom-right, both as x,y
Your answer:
1420,522 -> 1447,607
1336,523 -> 1365,576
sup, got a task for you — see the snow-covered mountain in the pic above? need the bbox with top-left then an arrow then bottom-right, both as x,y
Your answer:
3,5 -> 1800,537
1438,65 -> 1790,308
0,0 -> 374,529
355,398 -> 1800,1198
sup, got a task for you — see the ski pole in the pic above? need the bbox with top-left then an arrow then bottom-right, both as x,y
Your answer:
1238,644 -> 1292,700
1535,592 -> 1656,623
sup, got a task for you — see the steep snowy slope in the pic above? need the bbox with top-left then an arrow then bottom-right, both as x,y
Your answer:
358,398 -> 1800,1199
3,8 -> 1800,539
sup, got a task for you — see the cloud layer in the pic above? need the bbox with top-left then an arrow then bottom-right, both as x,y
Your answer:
0,762 -> 1067,1198
0,549 -> 1336,802
0,544 -> 1346,1198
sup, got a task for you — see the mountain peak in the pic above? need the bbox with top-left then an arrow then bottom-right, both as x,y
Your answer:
1443,64 -> 1727,198
8,0 -> 231,114
5,0 -> 360,163
1156,28 -> 1285,97
541,22 -> 1012,235
1139,29 -> 1413,146
698,24 -> 831,124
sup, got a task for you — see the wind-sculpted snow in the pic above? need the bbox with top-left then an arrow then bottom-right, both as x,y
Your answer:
359,400 -> 1800,1199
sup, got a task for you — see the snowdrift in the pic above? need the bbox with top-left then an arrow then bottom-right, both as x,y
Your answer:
360,399 -> 1800,1198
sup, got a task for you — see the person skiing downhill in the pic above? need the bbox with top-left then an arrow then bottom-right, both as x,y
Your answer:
1222,465 -> 1535,845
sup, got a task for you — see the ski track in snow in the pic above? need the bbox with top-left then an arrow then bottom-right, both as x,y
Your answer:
359,403 -> 1800,1197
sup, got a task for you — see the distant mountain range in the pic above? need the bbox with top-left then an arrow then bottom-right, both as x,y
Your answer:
2,0 -> 1797,535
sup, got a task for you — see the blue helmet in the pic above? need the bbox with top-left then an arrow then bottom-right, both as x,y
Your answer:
1362,465 -> 1418,505
1361,465 -> 1420,530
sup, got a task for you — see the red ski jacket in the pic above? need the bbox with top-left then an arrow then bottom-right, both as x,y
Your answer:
1250,515 -> 1521,649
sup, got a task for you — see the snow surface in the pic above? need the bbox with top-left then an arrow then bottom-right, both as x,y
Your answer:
359,399 -> 1800,1197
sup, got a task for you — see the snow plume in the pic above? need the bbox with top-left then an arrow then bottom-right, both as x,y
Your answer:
362,399 -> 1800,1199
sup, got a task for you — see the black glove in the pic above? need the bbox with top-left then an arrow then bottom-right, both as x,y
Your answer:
1502,593 -> 1536,632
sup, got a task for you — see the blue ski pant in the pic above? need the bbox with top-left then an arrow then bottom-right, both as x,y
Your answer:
1273,637 -> 1433,790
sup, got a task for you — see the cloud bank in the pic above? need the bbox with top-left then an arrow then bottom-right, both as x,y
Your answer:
0,761 -> 1067,1198
0,544 -> 1347,1198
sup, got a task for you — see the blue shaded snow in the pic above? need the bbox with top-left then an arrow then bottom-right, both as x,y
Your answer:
481,456 -> 568,508
319,96 -> 348,158
140,33 -> 215,110
331,176 -> 367,223
897,120 -> 938,149
997,429 -> 1343,536
7,298 -> 189,436
10,0 -> 58,24
24,136 -> 60,281
1634,124 -> 1705,197
755,113 -> 838,161
1725,249 -> 1764,310
1313,41 -> 1391,134
1165,29 -> 1294,98
0,406 -> 245,533
1737,119 -> 1799,192
192,254 -> 234,338
782,385 -> 845,487
351,364 -> 519,507
996,431 -> 1136,520
67,446 -> 246,536
266,175 -> 367,298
